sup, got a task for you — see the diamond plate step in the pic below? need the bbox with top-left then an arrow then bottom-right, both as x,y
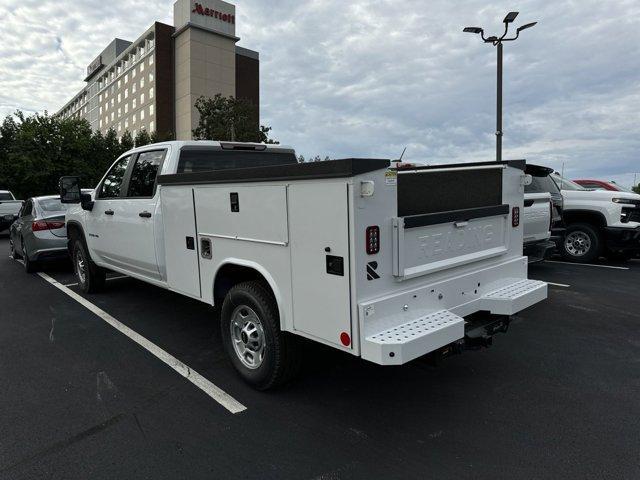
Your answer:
480,279 -> 547,315
362,310 -> 464,365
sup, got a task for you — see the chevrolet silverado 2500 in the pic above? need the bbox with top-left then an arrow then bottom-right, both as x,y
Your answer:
59,141 -> 547,389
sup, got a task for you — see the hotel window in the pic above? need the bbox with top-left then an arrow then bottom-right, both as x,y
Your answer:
141,93 -> 145,104
111,112 -> 114,121
99,119 -> 102,128
149,87 -> 154,99
132,83 -> 136,94
133,113 -> 137,123
140,109 -> 145,121
117,107 -> 121,117
149,55 -> 154,65
140,78 -> 144,88
99,106 -> 102,114
117,80 -> 121,88
149,104 -> 154,115
132,68 -> 136,78
140,62 -> 144,73
149,120 -> 154,132
133,98 -> 137,108
125,119 -> 129,129
110,98 -> 114,107
117,93 -> 121,103
125,104 -> 129,114
125,73 -> 129,83
99,94 -> 102,102
149,72 -> 154,82
124,89 -> 129,99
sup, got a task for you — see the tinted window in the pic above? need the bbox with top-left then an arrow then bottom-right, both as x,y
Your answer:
177,149 -> 298,173
99,155 -> 131,198
39,198 -> 68,212
525,175 -> 561,194
128,150 -> 166,197
0,192 -> 13,201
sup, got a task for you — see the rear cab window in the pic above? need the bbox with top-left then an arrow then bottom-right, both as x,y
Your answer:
525,175 -> 560,195
0,192 -> 14,201
177,148 -> 298,173
127,150 -> 167,197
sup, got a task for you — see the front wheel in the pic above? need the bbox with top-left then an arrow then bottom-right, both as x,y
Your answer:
220,281 -> 300,390
561,223 -> 602,263
72,238 -> 105,293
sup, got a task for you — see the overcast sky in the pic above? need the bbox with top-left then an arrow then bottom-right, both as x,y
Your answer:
1,0 -> 638,185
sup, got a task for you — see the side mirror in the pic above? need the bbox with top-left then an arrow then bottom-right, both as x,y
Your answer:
60,176 -> 81,204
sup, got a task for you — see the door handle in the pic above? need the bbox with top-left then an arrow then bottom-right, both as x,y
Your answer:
139,211 -> 152,218
104,210 -> 114,215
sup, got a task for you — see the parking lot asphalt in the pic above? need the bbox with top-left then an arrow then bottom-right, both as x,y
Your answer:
1,234 -> 639,480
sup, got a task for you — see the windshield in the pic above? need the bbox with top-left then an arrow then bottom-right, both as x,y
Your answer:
38,198 -> 68,212
0,192 -> 14,201
525,174 -> 560,195
552,174 -> 586,191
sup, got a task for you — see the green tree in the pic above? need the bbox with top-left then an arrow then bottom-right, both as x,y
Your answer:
134,129 -> 152,147
633,184 -> 640,194
120,130 -> 134,152
192,94 -> 278,144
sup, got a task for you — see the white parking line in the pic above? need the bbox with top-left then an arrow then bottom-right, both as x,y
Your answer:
37,272 -> 247,414
546,282 -> 570,288
546,260 -> 629,270
64,275 -> 129,287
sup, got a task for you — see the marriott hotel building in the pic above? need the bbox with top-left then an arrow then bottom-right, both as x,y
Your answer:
57,0 -> 259,140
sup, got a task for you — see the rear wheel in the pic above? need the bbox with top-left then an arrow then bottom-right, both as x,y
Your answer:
561,223 -> 602,263
22,238 -> 38,273
220,281 -> 300,390
72,238 -> 105,293
9,237 -> 21,259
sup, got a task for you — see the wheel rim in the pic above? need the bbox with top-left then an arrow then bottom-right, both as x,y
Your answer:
75,249 -> 87,284
230,305 -> 266,369
565,231 -> 591,257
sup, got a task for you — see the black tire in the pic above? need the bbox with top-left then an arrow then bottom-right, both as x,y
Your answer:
72,237 -> 105,293
9,237 -> 21,259
220,281 -> 301,390
561,223 -> 602,263
22,238 -> 38,273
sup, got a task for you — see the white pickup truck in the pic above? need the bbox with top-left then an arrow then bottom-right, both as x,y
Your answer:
60,141 -> 547,389
551,173 -> 640,262
0,190 -> 22,234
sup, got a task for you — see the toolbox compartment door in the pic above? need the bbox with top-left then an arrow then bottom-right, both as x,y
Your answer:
288,182 -> 352,348
393,205 -> 510,279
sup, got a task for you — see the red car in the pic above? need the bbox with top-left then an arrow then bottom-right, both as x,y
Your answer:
573,179 -> 633,192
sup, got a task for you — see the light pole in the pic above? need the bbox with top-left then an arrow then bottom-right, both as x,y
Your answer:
464,12 -> 537,162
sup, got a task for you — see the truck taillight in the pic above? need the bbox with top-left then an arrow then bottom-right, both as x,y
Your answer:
366,226 -> 380,254
32,220 -> 65,232
512,207 -> 520,227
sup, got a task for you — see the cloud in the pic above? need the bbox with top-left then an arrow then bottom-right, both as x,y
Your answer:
0,0 -> 638,187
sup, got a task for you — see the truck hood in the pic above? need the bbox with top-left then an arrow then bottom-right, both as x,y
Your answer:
561,189 -> 640,202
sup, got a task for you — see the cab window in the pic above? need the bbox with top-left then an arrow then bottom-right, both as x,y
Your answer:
127,150 -> 166,197
99,155 -> 132,198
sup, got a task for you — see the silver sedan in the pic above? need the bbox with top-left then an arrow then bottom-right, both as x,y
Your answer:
9,195 -> 69,273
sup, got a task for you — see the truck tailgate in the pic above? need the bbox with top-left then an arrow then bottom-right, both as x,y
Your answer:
392,204 -> 510,279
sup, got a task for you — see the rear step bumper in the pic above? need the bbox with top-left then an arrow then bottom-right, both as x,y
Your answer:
361,279 -> 546,365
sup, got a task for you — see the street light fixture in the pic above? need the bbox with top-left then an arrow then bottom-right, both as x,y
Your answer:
463,12 -> 537,162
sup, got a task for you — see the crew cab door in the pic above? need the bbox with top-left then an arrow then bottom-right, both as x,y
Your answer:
86,154 -> 133,264
112,149 -> 166,279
